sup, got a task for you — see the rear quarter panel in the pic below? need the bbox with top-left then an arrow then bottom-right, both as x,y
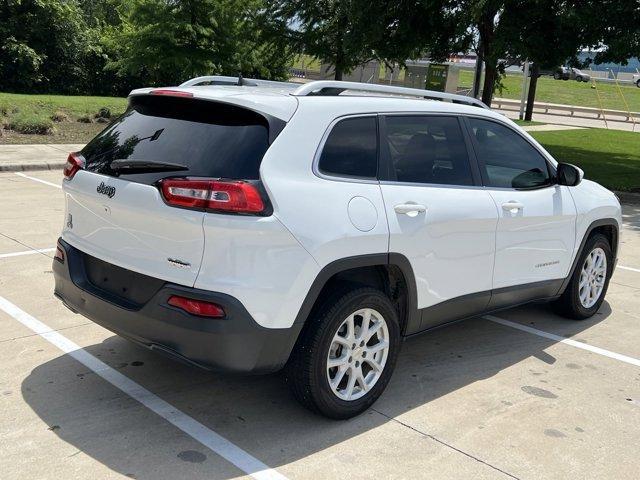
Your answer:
194,215 -> 320,329
260,99 -> 391,267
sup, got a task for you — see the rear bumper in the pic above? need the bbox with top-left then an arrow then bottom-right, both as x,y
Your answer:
53,238 -> 301,373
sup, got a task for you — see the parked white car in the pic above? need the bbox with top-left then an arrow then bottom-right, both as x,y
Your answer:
53,78 -> 621,418
553,66 -> 591,82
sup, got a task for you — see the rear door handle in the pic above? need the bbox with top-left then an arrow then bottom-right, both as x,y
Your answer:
501,201 -> 524,213
394,203 -> 427,215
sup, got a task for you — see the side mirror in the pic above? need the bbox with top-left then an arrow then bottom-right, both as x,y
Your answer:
556,163 -> 583,186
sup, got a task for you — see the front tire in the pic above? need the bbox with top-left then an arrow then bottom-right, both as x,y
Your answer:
554,234 -> 613,319
285,287 -> 401,419
636,80 -> 640,88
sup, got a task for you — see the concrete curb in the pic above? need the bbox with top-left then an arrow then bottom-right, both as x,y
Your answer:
0,162 -> 65,172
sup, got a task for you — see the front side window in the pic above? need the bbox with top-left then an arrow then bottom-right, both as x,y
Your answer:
383,115 -> 474,186
318,116 -> 378,179
468,118 -> 551,189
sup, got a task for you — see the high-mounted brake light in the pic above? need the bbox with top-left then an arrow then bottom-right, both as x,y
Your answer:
63,152 -> 84,179
150,89 -> 194,98
159,178 -> 265,214
168,295 -> 225,318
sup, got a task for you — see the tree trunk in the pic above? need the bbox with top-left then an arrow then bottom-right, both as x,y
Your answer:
476,7 -> 500,107
481,61 -> 497,107
472,44 -> 484,99
334,16 -> 345,81
525,63 -> 540,121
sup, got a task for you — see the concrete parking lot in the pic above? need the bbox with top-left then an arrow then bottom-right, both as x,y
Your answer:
1,169 -> 639,480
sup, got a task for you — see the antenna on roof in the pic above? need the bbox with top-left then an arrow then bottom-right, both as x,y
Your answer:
237,72 -> 244,86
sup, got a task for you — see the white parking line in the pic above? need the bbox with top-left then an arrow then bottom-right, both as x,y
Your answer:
619,265 -> 640,274
486,315 -> 640,367
0,295 -> 288,480
0,248 -> 56,259
14,172 -> 62,189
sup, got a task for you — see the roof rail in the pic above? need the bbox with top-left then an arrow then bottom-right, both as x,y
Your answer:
292,81 -> 488,109
179,75 -> 298,89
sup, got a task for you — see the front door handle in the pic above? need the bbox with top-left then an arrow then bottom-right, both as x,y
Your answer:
502,201 -> 524,213
394,203 -> 427,215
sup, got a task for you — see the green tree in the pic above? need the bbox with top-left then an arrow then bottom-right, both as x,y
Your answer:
272,0 -> 376,80
499,0 -> 594,119
357,0 -> 471,66
581,0 -> 639,65
0,0 -> 88,93
79,0 -> 123,27
106,0 -> 291,86
498,0 -> 638,120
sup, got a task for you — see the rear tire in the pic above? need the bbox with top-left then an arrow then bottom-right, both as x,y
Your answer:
576,76 -> 583,82
636,80 -> 640,88
285,287 -> 401,419
553,234 -> 613,319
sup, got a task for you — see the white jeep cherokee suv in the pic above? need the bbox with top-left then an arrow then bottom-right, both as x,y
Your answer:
53,77 -> 621,419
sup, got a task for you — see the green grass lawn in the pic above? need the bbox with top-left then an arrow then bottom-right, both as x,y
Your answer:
512,119 -> 545,127
529,128 -> 640,192
0,92 -> 127,144
459,70 -> 640,112
291,54 -> 322,71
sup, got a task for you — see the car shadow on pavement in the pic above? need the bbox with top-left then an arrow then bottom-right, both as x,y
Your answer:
21,302 -> 609,479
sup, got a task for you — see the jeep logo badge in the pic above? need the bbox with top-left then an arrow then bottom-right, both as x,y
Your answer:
97,181 -> 116,198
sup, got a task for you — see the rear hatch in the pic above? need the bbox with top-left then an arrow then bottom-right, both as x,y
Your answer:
62,92 -> 284,287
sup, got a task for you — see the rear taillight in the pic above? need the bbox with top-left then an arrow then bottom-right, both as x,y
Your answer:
63,152 -> 84,179
158,178 -> 266,214
167,295 -> 225,318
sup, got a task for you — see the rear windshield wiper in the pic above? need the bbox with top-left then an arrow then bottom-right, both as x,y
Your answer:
110,159 -> 189,173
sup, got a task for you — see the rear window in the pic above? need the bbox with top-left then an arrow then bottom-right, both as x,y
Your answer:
81,95 -> 275,183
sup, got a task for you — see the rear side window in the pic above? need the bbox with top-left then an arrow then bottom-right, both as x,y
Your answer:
81,95 -> 276,184
318,116 -> 378,179
468,118 -> 551,189
383,115 -> 474,185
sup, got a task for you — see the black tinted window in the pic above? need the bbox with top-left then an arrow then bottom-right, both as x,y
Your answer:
384,116 -> 473,185
81,95 -> 274,184
318,117 -> 377,178
468,118 -> 551,189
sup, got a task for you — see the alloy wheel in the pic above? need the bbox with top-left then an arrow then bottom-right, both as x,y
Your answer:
578,247 -> 607,308
326,308 -> 390,401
